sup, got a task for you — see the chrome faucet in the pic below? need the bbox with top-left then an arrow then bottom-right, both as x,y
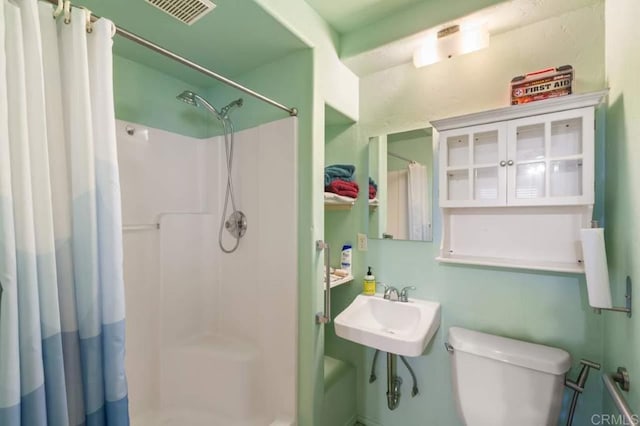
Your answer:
383,286 -> 400,301
379,283 -> 416,302
399,286 -> 416,302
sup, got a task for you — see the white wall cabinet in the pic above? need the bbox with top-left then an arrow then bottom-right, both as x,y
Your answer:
439,107 -> 594,207
432,91 -> 606,273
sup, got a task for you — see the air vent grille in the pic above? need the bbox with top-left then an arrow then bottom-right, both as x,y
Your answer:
145,0 -> 216,25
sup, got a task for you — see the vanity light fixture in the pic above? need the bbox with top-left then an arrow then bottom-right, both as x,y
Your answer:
413,23 -> 490,68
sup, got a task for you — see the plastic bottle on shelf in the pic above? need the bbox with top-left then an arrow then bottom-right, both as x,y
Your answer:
363,266 -> 376,296
340,244 -> 352,275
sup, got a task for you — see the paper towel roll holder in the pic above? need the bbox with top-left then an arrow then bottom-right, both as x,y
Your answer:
593,276 -> 632,318
586,221 -> 632,318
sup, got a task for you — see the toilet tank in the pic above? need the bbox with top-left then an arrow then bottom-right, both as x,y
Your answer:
448,327 -> 571,426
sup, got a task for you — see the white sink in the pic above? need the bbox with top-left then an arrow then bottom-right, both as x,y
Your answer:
334,294 -> 441,357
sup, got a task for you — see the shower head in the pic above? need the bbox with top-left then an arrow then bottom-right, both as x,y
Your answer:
219,98 -> 243,119
176,90 -> 198,106
177,90 -> 222,119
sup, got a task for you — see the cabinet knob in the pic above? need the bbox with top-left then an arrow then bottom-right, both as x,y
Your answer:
500,160 -> 507,167
507,160 -> 514,166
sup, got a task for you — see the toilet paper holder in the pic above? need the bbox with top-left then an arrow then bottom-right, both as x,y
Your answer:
593,276 -> 632,318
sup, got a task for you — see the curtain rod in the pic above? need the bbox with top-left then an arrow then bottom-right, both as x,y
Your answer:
42,0 -> 298,117
388,151 -> 417,164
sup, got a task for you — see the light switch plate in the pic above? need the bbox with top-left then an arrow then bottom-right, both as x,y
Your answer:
357,233 -> 368,251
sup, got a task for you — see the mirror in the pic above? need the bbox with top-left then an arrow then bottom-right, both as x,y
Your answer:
368,127 -> 433,242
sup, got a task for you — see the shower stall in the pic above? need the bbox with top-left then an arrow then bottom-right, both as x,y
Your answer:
116,115 -> 298,426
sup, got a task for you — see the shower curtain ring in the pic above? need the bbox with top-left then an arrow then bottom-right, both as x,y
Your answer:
82,8 -> 93,33
63,0 -> 71,24
53,0 -> 63,19
110,22 -> 117,38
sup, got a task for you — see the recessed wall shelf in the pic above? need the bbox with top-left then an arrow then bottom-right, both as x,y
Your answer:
325,203 -> 354,211
325,192 -> 355,211
325,274 -> 354,289
324,193 -> 378,211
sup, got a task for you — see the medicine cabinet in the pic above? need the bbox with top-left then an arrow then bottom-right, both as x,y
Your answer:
432,91 -> 607,273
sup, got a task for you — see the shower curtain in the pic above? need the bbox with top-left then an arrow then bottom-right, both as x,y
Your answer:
407,163 -> 430,241
0,2 -> 128,425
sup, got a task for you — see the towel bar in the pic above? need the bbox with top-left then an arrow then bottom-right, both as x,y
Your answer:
602,367 -> 636,425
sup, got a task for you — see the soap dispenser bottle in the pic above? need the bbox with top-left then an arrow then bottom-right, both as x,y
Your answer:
363,266 -> 376,295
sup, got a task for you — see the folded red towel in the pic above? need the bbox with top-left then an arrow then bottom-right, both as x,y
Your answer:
327,179 -> 359,192
369,184 -> 377,200
331,189 -> 359,198
326,179 -> 359,198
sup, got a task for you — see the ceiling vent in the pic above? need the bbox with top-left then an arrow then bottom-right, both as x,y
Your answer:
145,0 -> 216,25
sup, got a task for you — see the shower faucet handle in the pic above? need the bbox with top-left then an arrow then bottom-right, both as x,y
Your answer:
399,286 -> 416,302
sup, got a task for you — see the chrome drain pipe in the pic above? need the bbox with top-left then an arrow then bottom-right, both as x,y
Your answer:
387,353 -> 402,410
370,350 -> 418,409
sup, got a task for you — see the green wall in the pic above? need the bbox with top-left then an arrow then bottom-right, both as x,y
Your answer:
206,49 -> 312,134
113,55 -> 212,138
324,4 -> 609,425
603,0 -> 640,416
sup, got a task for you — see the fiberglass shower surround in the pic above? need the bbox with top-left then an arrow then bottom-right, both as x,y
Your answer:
177,90 -> 247,253
117,117 -> 298,425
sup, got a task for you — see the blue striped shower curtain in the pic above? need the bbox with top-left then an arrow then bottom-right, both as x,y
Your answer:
0,1 -> 129,425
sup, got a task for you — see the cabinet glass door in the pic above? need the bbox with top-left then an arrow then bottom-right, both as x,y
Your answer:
549,117 -> 583,197
514,123 -> 546,200
440,123 -> 506,207
472,129 -> 503,204
443,133 -> 470,203
507,108 -> 594,205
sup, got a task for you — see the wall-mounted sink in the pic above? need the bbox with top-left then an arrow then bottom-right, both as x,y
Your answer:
334,294 -> 441,357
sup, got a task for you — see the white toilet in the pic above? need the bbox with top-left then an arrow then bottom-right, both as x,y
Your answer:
448,327 -> 571,426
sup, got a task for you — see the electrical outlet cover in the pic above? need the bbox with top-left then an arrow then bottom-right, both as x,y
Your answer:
357,233 -> 368,251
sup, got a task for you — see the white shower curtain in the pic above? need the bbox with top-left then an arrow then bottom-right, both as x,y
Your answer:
0,2 -> 128,425
407,163 -> 430,241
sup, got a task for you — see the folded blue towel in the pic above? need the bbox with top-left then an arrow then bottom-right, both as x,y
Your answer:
324,164 -> 355,186
369,177 -> 378,190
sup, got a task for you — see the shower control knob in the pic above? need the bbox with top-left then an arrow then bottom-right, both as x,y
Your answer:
225,211 -> 247,239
